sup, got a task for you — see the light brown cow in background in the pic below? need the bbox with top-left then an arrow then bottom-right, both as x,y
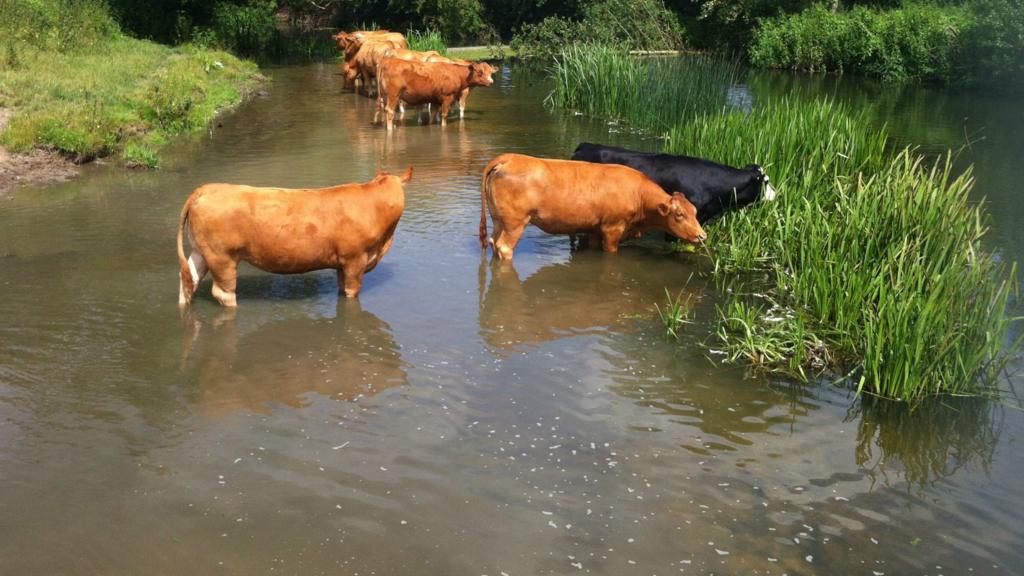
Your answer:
177,168 -> 412,307
376,58 -> 495,129
479,154 -> 706,260
423,56 -> 496,119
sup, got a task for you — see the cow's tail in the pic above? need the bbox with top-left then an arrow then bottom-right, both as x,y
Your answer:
177,191 -> 197,305
479,155 -> 508,248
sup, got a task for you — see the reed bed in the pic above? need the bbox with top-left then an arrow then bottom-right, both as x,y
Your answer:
406,28 -> 448,55
548,45 -> 743,132
548,47 -> 1018,399
670,100 -> 1017,399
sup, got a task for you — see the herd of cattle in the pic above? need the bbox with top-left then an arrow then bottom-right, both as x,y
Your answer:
332,29 -> 498,130
176,30 -> 775,307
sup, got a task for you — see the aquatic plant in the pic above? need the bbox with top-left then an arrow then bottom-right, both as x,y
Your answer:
407,28 -> 448,55
655,287 -> 693,340
547,45 -> 743,133
666,99 -> 1018,399
546,47 -> 1019,398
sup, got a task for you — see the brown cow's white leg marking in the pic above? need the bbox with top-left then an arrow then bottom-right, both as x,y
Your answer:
178,252 -> 208,306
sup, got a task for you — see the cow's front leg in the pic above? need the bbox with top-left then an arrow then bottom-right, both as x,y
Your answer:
439,97 -> 454,127
458,88 -> 469,119
600,224 -> 626,253
338,255 -> 369,297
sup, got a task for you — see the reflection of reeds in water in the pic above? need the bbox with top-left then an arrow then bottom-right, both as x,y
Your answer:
850,396 -> 999,488
547,45 -> 743,133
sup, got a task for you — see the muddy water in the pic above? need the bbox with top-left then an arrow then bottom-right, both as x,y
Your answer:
1,64 -> 1022,575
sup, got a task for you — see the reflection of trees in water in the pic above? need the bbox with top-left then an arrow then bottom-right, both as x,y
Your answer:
181,300 -> 408,416
477,251 -> 700,352
849,395 -> 999,489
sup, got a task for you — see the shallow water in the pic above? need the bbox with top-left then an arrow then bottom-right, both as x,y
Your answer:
1,63 -> 1022,575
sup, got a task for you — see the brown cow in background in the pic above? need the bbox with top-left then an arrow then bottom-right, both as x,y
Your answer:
177,168 -> 412,307
376,58 -> 496,129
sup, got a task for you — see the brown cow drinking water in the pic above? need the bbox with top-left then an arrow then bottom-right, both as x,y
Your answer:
177,168 -> 412,307
479,154 -> 706,261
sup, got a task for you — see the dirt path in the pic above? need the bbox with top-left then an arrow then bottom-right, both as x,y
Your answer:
0,108 -> 79,197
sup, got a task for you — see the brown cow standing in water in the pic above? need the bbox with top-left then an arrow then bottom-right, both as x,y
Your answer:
479,154 -> 706,260
376,58 -> 496,129
177,168 -> 412,307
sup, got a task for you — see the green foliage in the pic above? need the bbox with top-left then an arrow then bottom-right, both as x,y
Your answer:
208,0 -> 277,56
749,3 -> 975,82
0,2 -> 262,165
664,99 -> 1017,399
512,0 -> 684,60
655,287 -> 695,340
963,0 -> 1024,84
548,45 -> 742,131
407,28 -> 449,54
0,0 -> 118,52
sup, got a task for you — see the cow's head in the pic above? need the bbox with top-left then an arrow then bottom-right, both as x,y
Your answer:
659,192 -> 706,244
743,164 -> 776,201
341,60 -> 359,86
468,62 -> 497,87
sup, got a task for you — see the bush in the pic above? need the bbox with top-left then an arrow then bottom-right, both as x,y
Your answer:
0,0 -> 118,53
209,0 -> 277,57
407,28 -> 449,54
964,0 -> 1024,84
749,4 -> 974,82
512,0 -> 684,60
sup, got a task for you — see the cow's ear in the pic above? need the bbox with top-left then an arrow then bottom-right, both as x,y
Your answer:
657,200 -> 671,217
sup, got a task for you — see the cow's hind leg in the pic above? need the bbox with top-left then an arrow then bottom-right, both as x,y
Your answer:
179,252 -> 208,306
209,260 -> 238,308
493,218 -> 528,261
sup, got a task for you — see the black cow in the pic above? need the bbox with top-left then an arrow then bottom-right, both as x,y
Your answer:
571,142 -> 776,225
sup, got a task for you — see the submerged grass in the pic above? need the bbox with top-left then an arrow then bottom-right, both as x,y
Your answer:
0,2 -> 262,166
548,45 -> 743,133
549,46 -> 1019,400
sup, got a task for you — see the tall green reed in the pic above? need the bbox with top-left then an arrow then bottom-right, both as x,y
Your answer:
548,45 -> 743,133
666,100 -> 1017,399
545,46 -> 1018,399
407,28 -> 448,55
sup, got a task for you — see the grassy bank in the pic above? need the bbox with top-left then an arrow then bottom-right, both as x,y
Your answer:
0,0 -> 262,168
549,47 -> 1018,400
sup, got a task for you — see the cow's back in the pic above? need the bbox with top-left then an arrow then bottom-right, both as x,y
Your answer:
489,154 -> 651,232
187,178 -> 404,274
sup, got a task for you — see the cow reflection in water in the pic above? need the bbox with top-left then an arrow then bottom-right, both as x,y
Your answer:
478,252 -> 700,351
184,300 -> 407,416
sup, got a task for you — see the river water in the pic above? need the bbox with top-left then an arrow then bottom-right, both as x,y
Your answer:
1,64 -> 1022,575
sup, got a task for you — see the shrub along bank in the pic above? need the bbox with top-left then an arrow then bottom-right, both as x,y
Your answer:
0,0 -> 262,168
548,46 -> 1018,400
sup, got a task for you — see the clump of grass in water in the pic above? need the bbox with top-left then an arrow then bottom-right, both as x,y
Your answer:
407,29 -> 448,55
547,44 -> 743,133
666,99 -> 1018,399
655,287 -> 694,340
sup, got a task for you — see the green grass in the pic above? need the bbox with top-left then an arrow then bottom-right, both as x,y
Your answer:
0,2 -> 262,165
548,46 -> 1019,400
448,45 -> 513,60
548,45 -> 742,133
407,29 -> 448,55
667,100 -> 1017,399
749,3 -> 974,82
655,287 -> 694,340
